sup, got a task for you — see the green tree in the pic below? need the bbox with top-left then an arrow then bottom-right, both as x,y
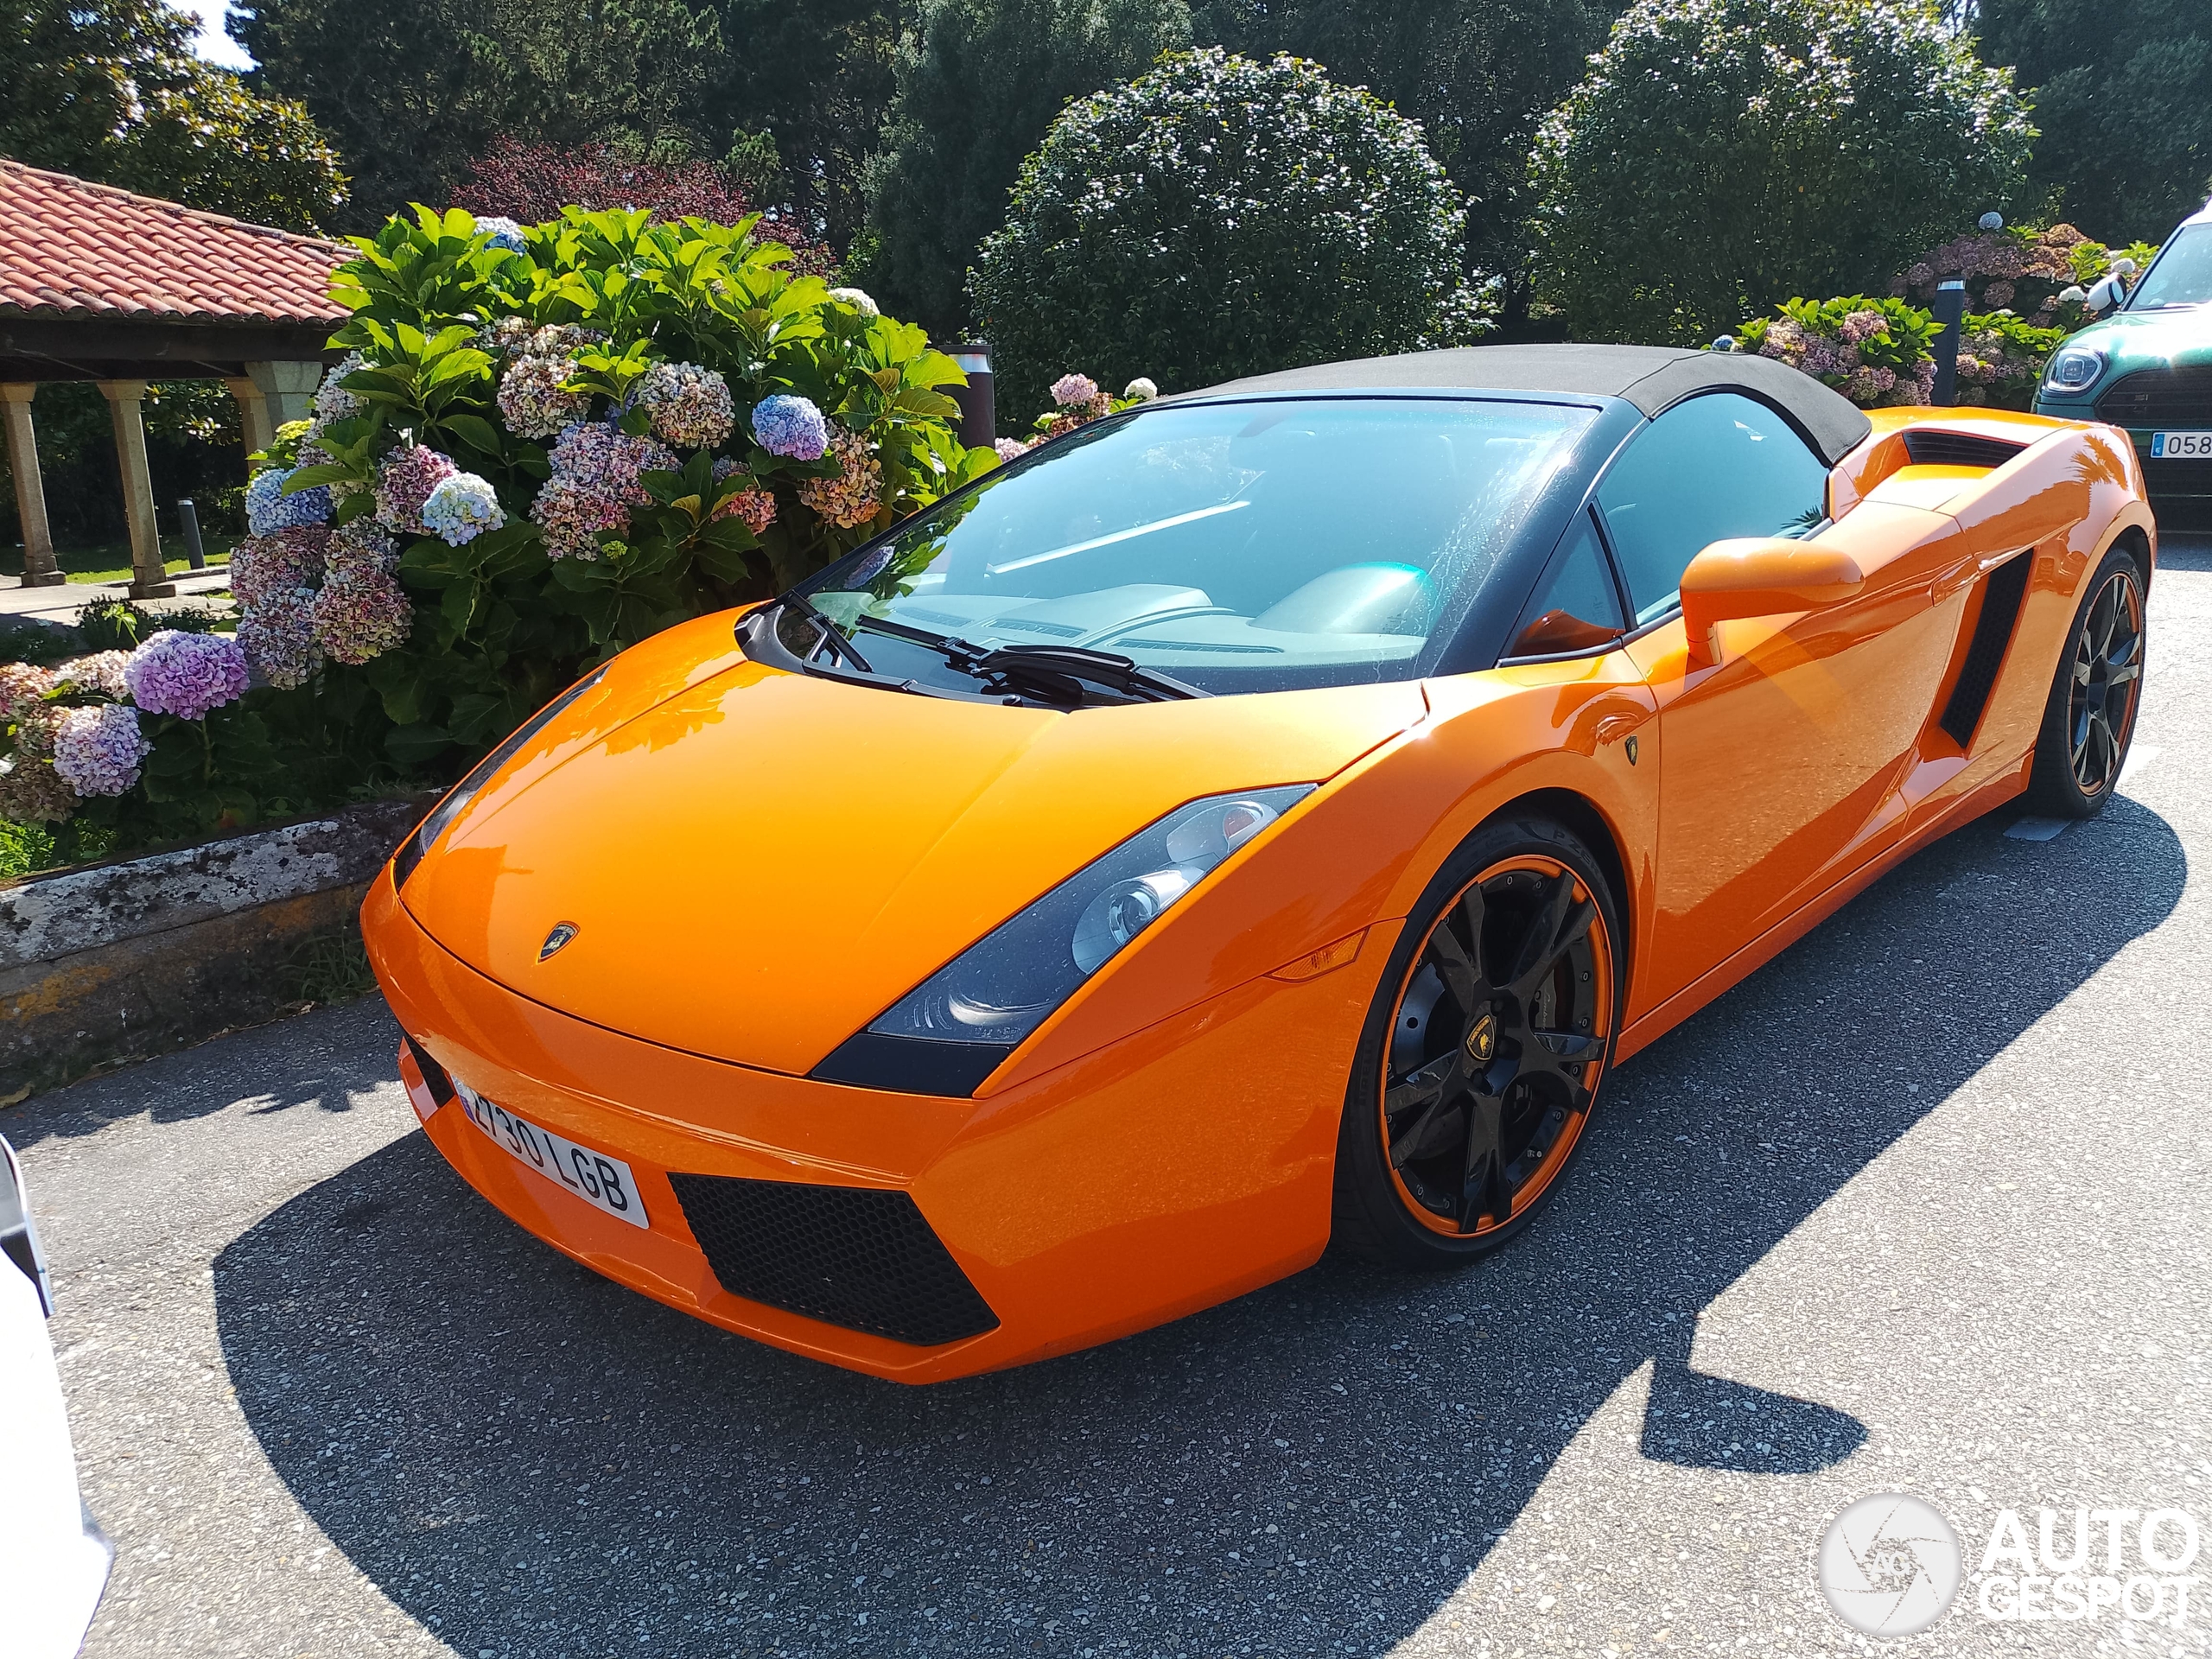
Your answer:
861,0 -> 1192,338
1,0 -> 347,231
1192,0 -> 1617,333
1530,0 -> 2032,345
1979,0 -> 2212,245
970,48 -> 1491,419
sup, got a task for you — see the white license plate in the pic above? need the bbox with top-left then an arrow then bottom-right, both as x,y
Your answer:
2150,430 -> 2212,459
453,1079 -> 649,1230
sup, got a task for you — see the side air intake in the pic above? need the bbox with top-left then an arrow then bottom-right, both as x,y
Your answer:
668,1173 -> 999,1346
1903,429 -> 2028,471
1938,551 -> 2033,747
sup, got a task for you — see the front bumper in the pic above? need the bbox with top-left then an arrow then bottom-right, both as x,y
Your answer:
364,868 -> 1395,1382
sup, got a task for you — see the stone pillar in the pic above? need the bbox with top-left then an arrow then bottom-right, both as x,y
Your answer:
97,379 -> 175,601
226,375 -> 275,459
244,359 -> 325,429
2,385 -> 65,588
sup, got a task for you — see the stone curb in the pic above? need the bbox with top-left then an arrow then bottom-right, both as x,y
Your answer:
0,796 -> 428,1097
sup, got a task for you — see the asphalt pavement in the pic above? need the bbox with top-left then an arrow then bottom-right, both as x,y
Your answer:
10,535 -> 2210,1659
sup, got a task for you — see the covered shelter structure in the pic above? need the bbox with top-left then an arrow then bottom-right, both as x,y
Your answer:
0,161 -> 346,597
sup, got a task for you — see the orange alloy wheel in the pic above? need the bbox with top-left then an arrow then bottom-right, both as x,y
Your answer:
1376,855 -> 1613,1237
2067,566 -> 2145,798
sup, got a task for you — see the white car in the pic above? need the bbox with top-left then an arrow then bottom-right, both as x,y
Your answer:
0,1135 -> 111,1656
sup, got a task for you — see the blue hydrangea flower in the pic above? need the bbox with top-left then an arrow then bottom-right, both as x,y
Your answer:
475,215 -> 528,253
245,467 -> 333,535
750,394 -> 830,461
420,471 -> 506,546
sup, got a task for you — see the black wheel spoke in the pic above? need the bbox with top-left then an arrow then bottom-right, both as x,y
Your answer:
1457,1089 -> 1510,1231
1505,875 -> 1593,1001
1425,924 -> 1482,1011
1385,1052 -> 1465,1170
1458,882 -> 1491,980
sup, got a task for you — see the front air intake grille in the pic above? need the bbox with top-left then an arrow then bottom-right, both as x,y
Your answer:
668,1174 -> 999,1346
2096,365 -> 2212,429
1901,429 -> 2027,471
2138,456 -> 2212,503
405,1036 -> 456,1104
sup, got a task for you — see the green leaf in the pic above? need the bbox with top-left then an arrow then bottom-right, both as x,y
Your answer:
385,723 -> 453,766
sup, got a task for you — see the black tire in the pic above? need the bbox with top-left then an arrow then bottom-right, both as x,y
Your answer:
2025,542 -> 2146,819
1332,814 -> 1625,1270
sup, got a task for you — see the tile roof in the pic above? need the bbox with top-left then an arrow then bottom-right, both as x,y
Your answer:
0,160 -> 348,326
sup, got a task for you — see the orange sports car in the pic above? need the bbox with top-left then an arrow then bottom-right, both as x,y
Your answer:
364,344 -> 2153,1382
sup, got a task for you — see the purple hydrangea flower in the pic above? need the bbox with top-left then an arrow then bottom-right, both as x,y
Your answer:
230,526 -> 331,609
245,467 -> 334,536
52,703 -> 149,797
123,631 -> 251,720
751,394 -> 829,461
994,436 -> 1029,461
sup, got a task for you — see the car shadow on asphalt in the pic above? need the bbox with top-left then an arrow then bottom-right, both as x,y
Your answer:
212,801 -> 2184,1657
4,997 -> 405,1153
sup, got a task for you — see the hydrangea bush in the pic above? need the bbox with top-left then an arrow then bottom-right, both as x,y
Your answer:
0,629 -> 282,846
1891,221 -> 2162,328
246,204 -> 989,773
3,206 -> 989,854
1733,294 -> 2065,411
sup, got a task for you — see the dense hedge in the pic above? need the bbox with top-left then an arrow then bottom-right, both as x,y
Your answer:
970,48 -> 1491,419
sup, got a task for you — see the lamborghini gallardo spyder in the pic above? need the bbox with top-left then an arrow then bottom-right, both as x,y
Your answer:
365,344 -> 2154,1382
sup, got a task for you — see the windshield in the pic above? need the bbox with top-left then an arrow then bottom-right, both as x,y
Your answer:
799,396 -> 1596,695
2129,224 -> 2212,310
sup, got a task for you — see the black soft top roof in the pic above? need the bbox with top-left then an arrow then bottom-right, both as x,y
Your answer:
1186,343 -> 1873,467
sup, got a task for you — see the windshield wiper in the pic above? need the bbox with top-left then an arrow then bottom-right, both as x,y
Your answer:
806,607 -> 1208,705
778,591 -> 874,673
943,642 -> 1207,704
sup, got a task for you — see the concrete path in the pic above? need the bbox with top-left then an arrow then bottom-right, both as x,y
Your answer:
8,536 -> 2208,1658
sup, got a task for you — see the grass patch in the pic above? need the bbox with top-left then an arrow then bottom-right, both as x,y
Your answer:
1,534 -> 235,587
284,922 -> 381,1007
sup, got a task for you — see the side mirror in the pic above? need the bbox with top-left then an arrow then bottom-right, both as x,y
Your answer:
1680,537 -> 1865,667
2084,273 -> 2125,315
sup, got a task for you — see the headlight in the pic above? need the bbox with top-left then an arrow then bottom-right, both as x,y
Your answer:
391,667 -> 607,889
814,785 -> 1315,1094
2043,346 -> 2106,394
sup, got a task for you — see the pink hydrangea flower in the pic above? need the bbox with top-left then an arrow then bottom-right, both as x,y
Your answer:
52,703 -> 149,797
994,437 -> 1029,461
312,569 -> 413,665
230,526 -> 330,608
238,588 -> 322,689
634,361 -> 735,449
53,652 -> 132,699
124,631 -> 250,720
376,446 -> 461,534
796,428 -> 883,530
531,422 -> 676,559
0,662 -> 55,723
1050,373 -> 1100,409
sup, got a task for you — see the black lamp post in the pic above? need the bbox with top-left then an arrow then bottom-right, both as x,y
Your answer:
949,342 -> 995,448
1930,280 -> 1967,408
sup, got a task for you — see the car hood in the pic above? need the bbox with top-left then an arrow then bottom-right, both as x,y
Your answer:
2075,307 -> 2212,379
400,656 -> 1425,1075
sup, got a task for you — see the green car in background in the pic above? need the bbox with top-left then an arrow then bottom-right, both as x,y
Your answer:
2036,198 -> 2212,518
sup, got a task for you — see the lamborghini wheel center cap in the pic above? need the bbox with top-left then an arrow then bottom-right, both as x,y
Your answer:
1465,1010 -> 1498,1063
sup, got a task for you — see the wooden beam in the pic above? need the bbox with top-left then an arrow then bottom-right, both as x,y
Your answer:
0,315 -> 342,376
